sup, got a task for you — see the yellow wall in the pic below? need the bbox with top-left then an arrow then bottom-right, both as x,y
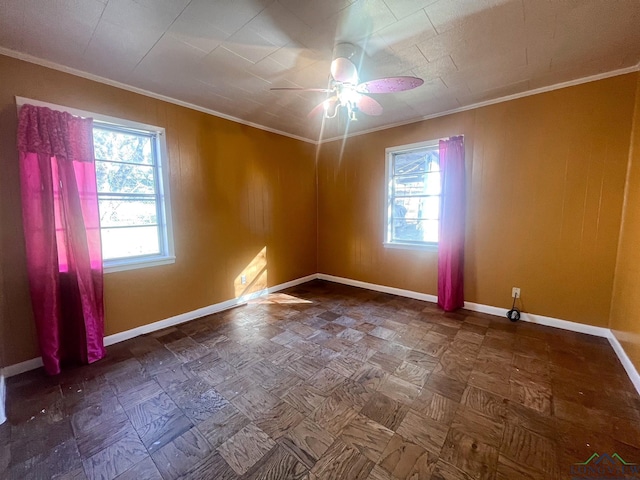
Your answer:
610,75 -> 640,371
1,52 -> 639,370
317,74 -> 638,328
0,55 -> 317,366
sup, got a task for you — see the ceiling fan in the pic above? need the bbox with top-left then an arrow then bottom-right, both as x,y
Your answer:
270,43 -> 424,121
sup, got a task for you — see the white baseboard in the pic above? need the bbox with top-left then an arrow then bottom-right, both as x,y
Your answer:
104,274 -> 317,347
316,274 -> 439,304
462,301 -> 611,338
2,272 -> 639,397
318,274 -> 640,396
1,357 -> 44,378
607,332 -> 640,396
0,374 -> 6,424
316,274 -> 611,338
1,273 -> 317,378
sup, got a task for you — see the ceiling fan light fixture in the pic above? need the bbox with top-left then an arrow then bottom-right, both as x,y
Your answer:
335,85 -> 360,120
272,42 -> 423,122
324,98 -> 339,118
338,86 -> 359,105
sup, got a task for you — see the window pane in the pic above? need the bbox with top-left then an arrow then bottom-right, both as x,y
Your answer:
425,152 -> 439,172
393,149 -> 439,175
99,198 -> 157,227
393,197 -> 440,222
96,161 -> 155,195
93,127 -> 153,165
393,151 -> 426,174
392,219 -> 438,243
101,226 -> 160,260
393,171 -> 441,196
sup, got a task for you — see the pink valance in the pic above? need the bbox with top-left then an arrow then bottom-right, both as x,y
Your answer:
18,104 -> 94,160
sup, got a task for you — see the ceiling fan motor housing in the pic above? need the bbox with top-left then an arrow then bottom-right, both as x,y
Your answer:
333,43 -> 361,67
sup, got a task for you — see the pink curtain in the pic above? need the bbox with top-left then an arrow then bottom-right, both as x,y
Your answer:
438,136 -> 465,312
18,104 -> 105,375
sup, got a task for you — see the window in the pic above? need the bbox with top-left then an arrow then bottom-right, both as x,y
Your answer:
93,123 -> 174,272
16,95 -> 175,273
385,140 -> 440,249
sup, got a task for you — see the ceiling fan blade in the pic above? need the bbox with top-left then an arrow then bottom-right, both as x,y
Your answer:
308,96 -> 338,118
330,57 -> 358,84
357,76 -> 424,94
355,94 -> 383,116
271,87 -> 332,92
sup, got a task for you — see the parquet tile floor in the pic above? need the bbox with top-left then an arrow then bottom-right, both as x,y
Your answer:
2,280 -> 640,479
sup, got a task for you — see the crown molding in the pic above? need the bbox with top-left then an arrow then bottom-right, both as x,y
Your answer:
318,64 -> 640,144
2,46 -> 638,147
0,47 -> 318,145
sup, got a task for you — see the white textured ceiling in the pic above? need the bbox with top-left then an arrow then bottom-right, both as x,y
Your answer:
1,0 -> 639,142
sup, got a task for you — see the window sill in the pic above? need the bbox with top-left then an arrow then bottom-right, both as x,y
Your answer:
104,255 -> 176,274
383,242 -> 438,252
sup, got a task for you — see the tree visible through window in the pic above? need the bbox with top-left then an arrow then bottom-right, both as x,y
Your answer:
386,141 -> 441,246
93,124 -> 167,262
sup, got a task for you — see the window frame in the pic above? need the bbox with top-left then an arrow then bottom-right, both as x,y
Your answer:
15,96 -> 175,273
384,139 -> 441,251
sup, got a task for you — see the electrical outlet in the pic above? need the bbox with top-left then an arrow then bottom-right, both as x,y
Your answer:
241,275 -> 247,285
512,287 -> 520,298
